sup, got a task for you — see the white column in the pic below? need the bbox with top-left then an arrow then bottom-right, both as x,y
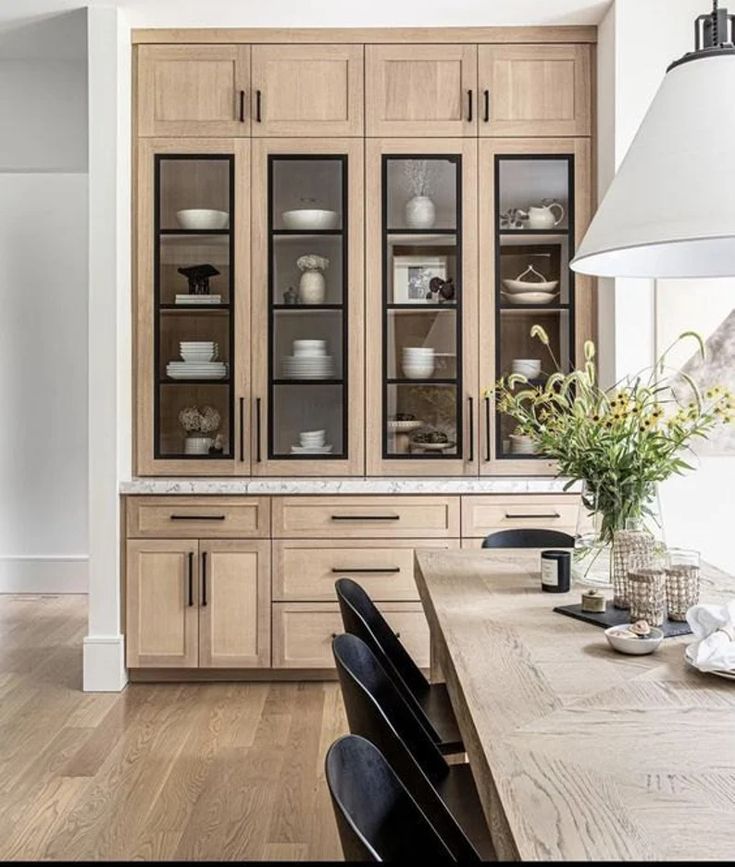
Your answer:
83,6 -> 132,691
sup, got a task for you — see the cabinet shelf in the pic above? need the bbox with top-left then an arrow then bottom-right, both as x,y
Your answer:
387,303 -> 457,311
387,377 -> 457,386
499,304 -> 569,312
160,303 -> 231,312
273,378 -> 344,386
272,304 -> 343,311
160,378 -> 231,385
272,229 -> 343,237
386,228 -> 456,235
499,229 -> 570,238
159,228 -> 230,236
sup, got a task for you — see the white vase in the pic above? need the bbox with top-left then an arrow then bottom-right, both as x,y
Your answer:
405,195 -> 436,229
299,269 -> 326,304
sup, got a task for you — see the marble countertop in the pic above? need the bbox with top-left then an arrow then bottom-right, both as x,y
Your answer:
120,476 -> 580,495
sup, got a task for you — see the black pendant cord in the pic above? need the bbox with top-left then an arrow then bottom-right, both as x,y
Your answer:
713,0 -> 720,45
669,0 -> 735,70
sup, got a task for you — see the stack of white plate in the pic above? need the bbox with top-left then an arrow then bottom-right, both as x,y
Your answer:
282,339 -> 335,380
175,294 -> 223,305
167,341 -> 227,380
290,429 -> 333,454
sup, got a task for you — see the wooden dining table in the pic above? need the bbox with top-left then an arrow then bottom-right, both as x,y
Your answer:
414,548 -> 735,861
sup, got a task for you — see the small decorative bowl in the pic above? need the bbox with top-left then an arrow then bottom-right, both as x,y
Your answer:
604,623 -> 663,655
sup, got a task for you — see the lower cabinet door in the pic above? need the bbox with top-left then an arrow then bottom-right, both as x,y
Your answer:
126,539 -> 199,668
198,540 -> 271,668
272,602 -> 429,669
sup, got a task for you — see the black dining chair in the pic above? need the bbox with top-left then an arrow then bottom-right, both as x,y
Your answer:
325,735 -> 456,863
335,577 -> 463,755
332,633 -> 495,862
481,528 -> 575,549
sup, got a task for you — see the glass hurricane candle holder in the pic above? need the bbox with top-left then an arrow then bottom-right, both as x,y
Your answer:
665,548 -> 701,622
627,551 -> 667,626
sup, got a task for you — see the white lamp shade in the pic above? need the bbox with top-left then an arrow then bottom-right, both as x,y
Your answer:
571,54 -> 735,278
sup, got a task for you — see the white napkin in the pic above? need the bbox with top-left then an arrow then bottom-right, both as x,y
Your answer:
686,601 -> 735,672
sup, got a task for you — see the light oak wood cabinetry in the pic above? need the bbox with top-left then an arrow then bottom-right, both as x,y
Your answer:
251,45 -> 364,137
366,45 -> 478,137
461,494 -> 579,537
478,44 -> 592,137
137,45 -> 250,137
126,496 -> 270,538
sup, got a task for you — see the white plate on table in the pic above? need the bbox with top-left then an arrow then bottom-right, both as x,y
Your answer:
684,645 -> 735,680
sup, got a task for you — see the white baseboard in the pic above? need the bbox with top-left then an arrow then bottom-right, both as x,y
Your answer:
83,634 -> 127,692
0,555 -> 88,593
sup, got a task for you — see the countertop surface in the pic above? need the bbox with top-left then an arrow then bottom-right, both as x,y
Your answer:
120,476 -> 580,495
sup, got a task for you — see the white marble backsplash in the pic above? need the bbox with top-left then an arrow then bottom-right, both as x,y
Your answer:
120,476 -> 581,495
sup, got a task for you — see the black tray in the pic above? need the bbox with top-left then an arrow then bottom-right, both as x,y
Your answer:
553,601 -> 692,638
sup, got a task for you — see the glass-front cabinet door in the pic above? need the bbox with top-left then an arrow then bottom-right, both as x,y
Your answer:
366,140 -> 478,476
136,139 -> 250,475
251,140 -> 364,475
479,138 -> 593,474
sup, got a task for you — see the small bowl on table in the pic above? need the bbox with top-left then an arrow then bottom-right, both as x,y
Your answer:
605,623 -> 663,655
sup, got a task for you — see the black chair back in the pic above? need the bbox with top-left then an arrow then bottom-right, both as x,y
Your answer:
325,735 -> 456,863
482,528 -> 575,549
335,577 -> 429,698
333,634 -> 482,862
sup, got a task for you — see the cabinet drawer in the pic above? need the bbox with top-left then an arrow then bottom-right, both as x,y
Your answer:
272,602 -> 429,669
126,497 -> 271,538
272,496 -> 460,539
461,495 -> 579,537
273,538 -> 458,602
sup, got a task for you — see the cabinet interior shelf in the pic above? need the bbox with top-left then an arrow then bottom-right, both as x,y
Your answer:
387,377 -> 457,385
386,228 -> 456,235
159,228 -> 230,236
499,229 -> 571,238
272,304 -> 343,311
272,229 -> 343,237
387,303 -> 457,311
499,304 -> 569,312
273,378 -> 344,386
160,304 -> 231,312
160,378 -> 231,385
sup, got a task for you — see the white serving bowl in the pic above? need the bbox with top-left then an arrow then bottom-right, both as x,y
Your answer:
182,353 -> 215,363
512,359 -> 542,378
605,624 -> 663,655
402,365 -> 435,380
282,209 -> 339,231
502,277 -> 559,294
509,434 -> 538,455
176,209 -> 229,231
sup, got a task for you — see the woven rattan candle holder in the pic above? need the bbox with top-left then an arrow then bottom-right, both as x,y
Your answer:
665,548 -> 701,621
612,526 -> 656,609
627,552 -> 667,626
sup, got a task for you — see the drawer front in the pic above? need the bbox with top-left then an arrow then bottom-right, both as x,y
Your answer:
273,538 -> 458,602
273,496 -> 460,539
272,602 -> 429,669
461,495 -> 579,537
126,497 -> 271,538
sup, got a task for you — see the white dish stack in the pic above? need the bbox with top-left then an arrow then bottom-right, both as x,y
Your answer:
282,339 -> 335,380
291,429 -> 333,454
175,294 -> 223,306
167,341 -> 228,380
401,347 -> 435,379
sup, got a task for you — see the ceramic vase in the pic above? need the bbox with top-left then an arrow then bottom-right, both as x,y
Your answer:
405,195 -> 436,229
299,269 -> 326,304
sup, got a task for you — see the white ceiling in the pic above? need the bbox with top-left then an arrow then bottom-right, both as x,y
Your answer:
0,0 -> 612,31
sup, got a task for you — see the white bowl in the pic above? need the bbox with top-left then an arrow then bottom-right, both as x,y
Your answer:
176,209 -> 229,231
402,347 -> 434,354
509,434 -> 538,455
502,277 -> 559,294
512,359 -> 542,377
501,291 -> 560,305
605,624 -> 663,655
282,209 -> 339,231
402,366 -> 435,380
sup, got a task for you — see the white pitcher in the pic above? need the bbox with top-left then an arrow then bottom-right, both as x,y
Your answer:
518,201 -> 565,230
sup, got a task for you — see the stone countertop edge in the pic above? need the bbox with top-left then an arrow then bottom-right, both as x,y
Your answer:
120,477 -> 581,495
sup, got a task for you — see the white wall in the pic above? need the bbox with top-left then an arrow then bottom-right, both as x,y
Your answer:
601,0 -> 735,572
0,10 -> 88,591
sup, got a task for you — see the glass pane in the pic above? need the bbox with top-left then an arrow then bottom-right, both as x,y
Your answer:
387,309 -> 457,381
497,159 -> 570,232
385,158 -> 458,230
273,235 -> 343,305
159,158 -> 230,231
159,235 -> 231,306
386,384 -> 458,457
387,238 -> 458,306
273,310 -> 343,381
499,237 -> 570,306
272,159 -> 343,232
159,310 -> 230,381
272,384 -> 344,458
158,384 -> 232,459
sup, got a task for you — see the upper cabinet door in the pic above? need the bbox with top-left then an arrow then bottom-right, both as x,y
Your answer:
251,45 -> 364,137
478,44 -> 591,137
137,45 -> 250,137
366,45 -> 478,137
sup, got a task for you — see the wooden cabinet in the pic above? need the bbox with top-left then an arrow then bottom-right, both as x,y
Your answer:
366,45 -> 478,137
127,496 -> 270,538
478,44 -> 592,137
137,45 -> 250,137
461,495 -> 579,537
251,45 -> 364,137
126,538 -> 271,669
126,539 -> 199,668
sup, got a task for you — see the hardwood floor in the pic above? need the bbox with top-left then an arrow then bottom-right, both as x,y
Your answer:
0,595 -> 346,861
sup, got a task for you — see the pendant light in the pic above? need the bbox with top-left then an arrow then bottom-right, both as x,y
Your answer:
571,1 -> 735,278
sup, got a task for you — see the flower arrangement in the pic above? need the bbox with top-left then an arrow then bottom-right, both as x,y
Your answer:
403,159 -> 433,197
178,405 -> 221,435
296,254 -> 329,273
492,326 -> 735,545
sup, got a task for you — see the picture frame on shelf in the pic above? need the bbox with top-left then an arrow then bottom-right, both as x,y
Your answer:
392,253 -> 448,303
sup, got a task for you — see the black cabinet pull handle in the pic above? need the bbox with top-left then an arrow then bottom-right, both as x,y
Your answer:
504,512 -> 562,520
239,89 -> 245,122
256,89 -> 262,122
330,632 -> 338,640
255,397 -> 262,463
201,551 -> 208,607
239,397 -> 245,462
484,395 -> 491,462
483,89 -> 490,123
467,396 -> 474,463
331,567 -> 401,574
394,632 -> 401,639
187,551 -> 194,607
170,514 -> 226,521
331,514 -> 400,521
467,89 -> 473,122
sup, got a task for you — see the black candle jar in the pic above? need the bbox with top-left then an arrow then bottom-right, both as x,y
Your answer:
541,550 -> 572,593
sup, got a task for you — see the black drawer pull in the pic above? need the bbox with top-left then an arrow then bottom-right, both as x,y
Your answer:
331,515 -> 400,521
170,514 -> 226,521
256,89 -> 262,122
201,551 -> 208,607
484,396 -> 491,462
467,396 -> 474,463
238,89 -> 245,122
255,397 -> 262,463
467,89 -> 473,122
483,88 -> 490,123
330,632 -> 338,640
394,632 -> 401,639
331,567 -> 401,574
239,396 -> 245,463
504,512 -> 561,520
187,552 -> 194,607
